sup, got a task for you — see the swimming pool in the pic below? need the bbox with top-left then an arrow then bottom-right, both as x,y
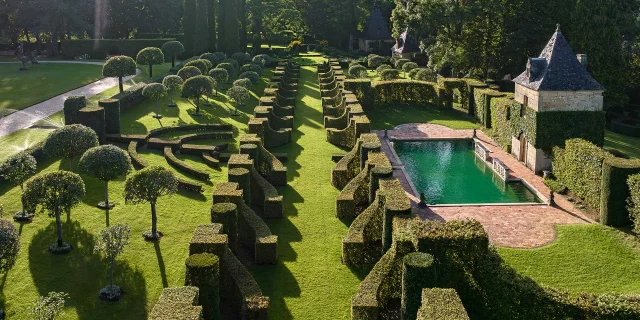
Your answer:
393,139 -> 542,204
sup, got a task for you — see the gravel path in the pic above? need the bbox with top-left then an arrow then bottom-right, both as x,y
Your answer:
0,61 -> 141,138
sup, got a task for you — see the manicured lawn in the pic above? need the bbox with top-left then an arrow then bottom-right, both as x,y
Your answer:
604,130 -> 640,159
498,224 -> 640,294
0,63 -> 104,116
366,103 -> 480,130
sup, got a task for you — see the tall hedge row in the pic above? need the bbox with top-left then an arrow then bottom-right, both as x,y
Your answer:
372,80 -> 439,107
600,158 -> 640,226
628,174 -> 640,233
61,39 -> 175,59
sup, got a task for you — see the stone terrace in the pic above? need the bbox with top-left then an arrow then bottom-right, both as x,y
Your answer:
378,123 -> 593,248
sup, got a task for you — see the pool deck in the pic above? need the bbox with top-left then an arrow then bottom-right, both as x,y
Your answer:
377,123 -> 593,248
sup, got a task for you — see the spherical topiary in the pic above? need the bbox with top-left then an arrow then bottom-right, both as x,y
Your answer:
184,59 -> 211,74
0,152 -> 37,219
143,83 -> 168,100
78,145 -> 131,209
177,66 -> 202,80
239,71 -> 260,84
209,68 -> 229,95
253,54 -> 271,67
348,64 -> 368,78
231,52 -> 251,66
216,62 -> 235,78
161,41 -> 185,67
414,68 -> 436,82
402,62 -> 419,75
24,170 -> 85,251
221,58 -> 239,72
163,75 -> 184,106
44,124 -> 99,172
227,86 -> 250,105
380,68 -> 401,80
136,47 -> 164,78
394,58 -> 410,70
102,56 -> 137,93
409,68 -> 422,80
212,52 -> 227,62
182,75 -> 215,115
123,166 -> 178,240
240,63 -> 262,75
376,64 -> 392,75
368,55 -> 386,69
200,52 -> 222,66
233,78 -> 252,89
0,219 -> 20,273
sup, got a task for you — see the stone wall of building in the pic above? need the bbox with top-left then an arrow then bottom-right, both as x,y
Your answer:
515,85 -> 603,112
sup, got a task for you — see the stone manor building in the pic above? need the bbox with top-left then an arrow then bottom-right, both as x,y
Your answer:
512,25 -> 605,173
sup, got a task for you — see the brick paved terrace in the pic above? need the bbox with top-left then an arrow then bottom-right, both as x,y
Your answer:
378,123 -> 594,248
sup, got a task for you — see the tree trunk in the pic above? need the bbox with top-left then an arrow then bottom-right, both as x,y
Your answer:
149,64 -> 153,78
104,180 -> 110,227
56,209 -> 63,247
20,184 -> 26,217
119,77 -> 124,93
155,99 -> 160,117
151,202 -> 158,238
69,156 -> 74,172
172,55 -> 176,68
25,29 -> 31,43
110,258 -> 115,287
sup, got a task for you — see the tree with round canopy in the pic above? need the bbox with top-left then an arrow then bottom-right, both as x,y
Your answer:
177,66 -> 202,80
78,145 -> 131,218
23,171 -> 85,252
123,166 -> 178,240
94,223 -> 130,301
162,75 -> 184,107
348,64 -> 367,78
29,292 -> 69,319
136,47 -> 164,78
102,56 -> 137,93
368,55 -> 386,69
200,53 -> 222,67
0,218 -> 20,274
227,85 -> 250,116
0,152 -> 37,221
143,83 -> 168,119
185,59 -> 211,74
209,68 -> 229,95
212,52 -> 227,63
161,41 -> 185,68
43,124 -> 99,172
402,62 -> 419,77
233,78 -> 252,89
239,71 -> 259,84
182,75 -> 214,116
231,52 -> 251,66
216,62 -> 235,80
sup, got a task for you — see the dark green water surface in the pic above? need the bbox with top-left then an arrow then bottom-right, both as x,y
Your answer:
394,140 -> 541,204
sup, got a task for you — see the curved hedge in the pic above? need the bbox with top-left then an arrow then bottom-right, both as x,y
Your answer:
254,106 -> 294,130
184,253 -> 220,320
327,115 -> 371,149
336,152 -> 392,219
600,158 -> 640,226
417,288 -> 469,320
248,117 -> 292,148
150,286 -> 203,320
332,133 -> 381,189
239,134 -> 287,186
163,146 -> 210,181
629,174 -> 640,233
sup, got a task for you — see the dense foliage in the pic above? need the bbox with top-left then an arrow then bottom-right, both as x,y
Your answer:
161,41 -> 185,67
136,47 -> 164,77
239,71 -> 260,83
102,56 -> 137,93
0,219 -> 20,274
209,68 -> 229,94
629,174 -> 640,233
177,66 -> 203,80
43,125 -> 99,172
78,145 -> 131,182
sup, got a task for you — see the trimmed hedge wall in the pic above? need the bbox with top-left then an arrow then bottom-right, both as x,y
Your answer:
219,248 -> 269,319
150,286 -> 203,320
401,252 -> 436,320
77,107 -> 106,144
327,115 -> 371,149
372,80 -> 439,107
628,174 -> 640,233
111,83 -> 147,110
239,134 -> 287,186
164,146 -> 210,181
416,288 -> 469,320
185,253 -> 220,320
600,158 -> 640,226
63,96 -> 86,125
332,133 -> 381,189
99,99 -> 121,134
61,39 -> 175,59
248,117 -> 292,148
189,224 -> 228,257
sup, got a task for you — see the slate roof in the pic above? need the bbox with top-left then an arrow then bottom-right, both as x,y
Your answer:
392,29 -> 420,54
358,5 -> 393,41
513,26 -> 604,91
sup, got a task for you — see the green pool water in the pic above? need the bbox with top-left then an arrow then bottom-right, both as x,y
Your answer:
394,140 -> 542,204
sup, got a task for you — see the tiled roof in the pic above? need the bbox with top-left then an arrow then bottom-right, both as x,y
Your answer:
513,26 -> 604,91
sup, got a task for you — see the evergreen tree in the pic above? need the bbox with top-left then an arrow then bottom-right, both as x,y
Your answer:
195,0 -> 210,55
238,0 -> 247,51
183,0 -> 197,56
218,0 -> 240,54
208,0 -> 218,52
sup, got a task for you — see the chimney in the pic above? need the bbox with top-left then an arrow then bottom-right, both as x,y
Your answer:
576,54 -> 587,67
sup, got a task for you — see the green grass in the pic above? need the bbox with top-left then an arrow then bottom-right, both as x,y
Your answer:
498,224 -> 640,294
0,63 -> 104,116
366,104 -> 480,130
604,130 -> 640,159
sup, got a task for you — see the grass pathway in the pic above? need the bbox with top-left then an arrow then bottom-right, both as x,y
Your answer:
249,65 -> 363,319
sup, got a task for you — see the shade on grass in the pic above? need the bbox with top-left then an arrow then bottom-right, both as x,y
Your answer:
498,224 -> 640,294
366,103 -> 480,130
0,63 -> 104,116
605,130 -> 640,159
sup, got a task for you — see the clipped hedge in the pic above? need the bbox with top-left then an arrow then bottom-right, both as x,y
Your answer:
63,96 -> 86,125
127,141 -> 148,169
628,174 -> 640,233
189,224 -> 228,257
219,248 -> 269,319
327,115 -> 371,149
149,286 -> 203,320
372,80 -> 438,107
553,139 -> 612,210
402,253 -> 437,320
416,288 -> 469,320
62,39 -> 175,59
248,117 -> 292,148
111,83 -> 147,110
600,158 -> 640,226
210,204 -> 238,253
98,99 -> 121,134
77,107 -> 106,144
164,146 -> 210,181
239,134 -> 287,186
185,253 -> 220,320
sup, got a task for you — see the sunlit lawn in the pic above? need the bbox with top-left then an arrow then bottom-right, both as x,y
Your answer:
0,63 -> 104,116
499,224 -> 640,294
604,130 -> 640,159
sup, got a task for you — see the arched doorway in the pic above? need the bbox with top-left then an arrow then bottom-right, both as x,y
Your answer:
518,133 -> 527,163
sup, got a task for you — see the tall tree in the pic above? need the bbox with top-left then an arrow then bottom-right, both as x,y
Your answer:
183,0 -> 197,56
195,0 -> 209,55
218,0 -> 239,54
207,0 -> 218,51
238,0 -> 247,50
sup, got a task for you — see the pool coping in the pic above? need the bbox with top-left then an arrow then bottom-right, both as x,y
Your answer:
381,134 -> 549,207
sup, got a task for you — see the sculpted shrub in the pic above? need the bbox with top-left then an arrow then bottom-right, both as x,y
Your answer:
239,71 -> 260,84
143,83 -> 168,118
380,68 -> 400,80
177,66 -> 202,80
161,41 -> 185,67
0,152 -> 37,219
136,47 -> 164,78
103,56 -> 137,93
209,68 -> 229,95
182,75 -> 214,115
78,145 -> 131,212
43,124 -> 99,172
162,75 -> 184,106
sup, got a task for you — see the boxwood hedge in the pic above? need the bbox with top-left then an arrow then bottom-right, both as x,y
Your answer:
628,174 -> 640,233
